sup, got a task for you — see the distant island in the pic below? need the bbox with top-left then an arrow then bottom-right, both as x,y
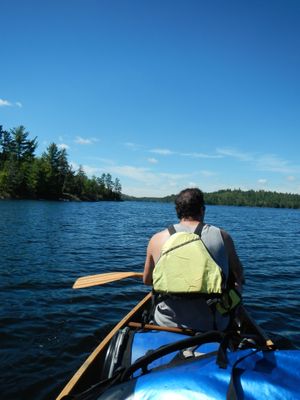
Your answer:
0,125 -> 122,201
122,189 -> 300,209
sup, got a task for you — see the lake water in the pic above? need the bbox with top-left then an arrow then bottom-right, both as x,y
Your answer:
0,200 -> 299,399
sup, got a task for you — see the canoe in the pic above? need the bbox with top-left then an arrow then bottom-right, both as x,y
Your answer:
56,292 -> 300,400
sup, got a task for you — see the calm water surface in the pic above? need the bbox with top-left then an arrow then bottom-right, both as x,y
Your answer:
0,200 -> 299,399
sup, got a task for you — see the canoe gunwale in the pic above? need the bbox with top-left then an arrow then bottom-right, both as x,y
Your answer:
56,292 -> 152,400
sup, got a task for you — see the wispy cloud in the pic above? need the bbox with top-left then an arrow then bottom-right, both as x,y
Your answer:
147,157 -> 158,164
109,165 -> 157,183
71,163 -> 158,184
216,147 -> 253,161
150,148 -> 174,155
216,147 -> 300,176
69,162 -> 101,176
118,168 -> 194,196
70,161 -> 195,196
187,182 -> 198,187
88,156 -> 115,165
150,147 -> 221,159
0,98 -> 12,107
200,170 -> 217,177
0,98 -> 22,107
258,178 -> 267,184
181,152 -> 222,159
75,136 -> 99,145
160,172 -> 189,180
287,176 -> 296,182
256,154 -> 299,174
123,142 -> 143,151
58,143 -> 69,150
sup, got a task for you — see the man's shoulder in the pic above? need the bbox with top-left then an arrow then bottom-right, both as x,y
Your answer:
150,228 -> 170,242
148,228 -> 171,251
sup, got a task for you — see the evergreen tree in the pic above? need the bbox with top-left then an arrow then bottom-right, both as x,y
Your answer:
0,126 -> 13,167
10,126 -> 37,162
0,124 -> 121,201
41,143 -> 69,199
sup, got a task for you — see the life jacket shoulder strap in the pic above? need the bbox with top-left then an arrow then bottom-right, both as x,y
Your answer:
167,225 -> 176,235
194,222 -> 204,237
167,222 -> 204,237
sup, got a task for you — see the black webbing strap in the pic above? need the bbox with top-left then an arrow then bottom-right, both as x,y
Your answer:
120,331 -> 226,382
226,349 -> 261,400
194,222 -> 204,237
167,225 -> 176,235
168,223 -> 204,236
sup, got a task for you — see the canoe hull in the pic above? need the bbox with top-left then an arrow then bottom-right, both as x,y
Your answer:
56,292 -> 298,400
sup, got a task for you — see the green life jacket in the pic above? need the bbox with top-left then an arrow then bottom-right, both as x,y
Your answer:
152,224 -> 241,315
153,224 -> 224,295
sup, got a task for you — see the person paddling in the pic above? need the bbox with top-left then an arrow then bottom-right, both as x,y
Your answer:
143,187 -> 244,331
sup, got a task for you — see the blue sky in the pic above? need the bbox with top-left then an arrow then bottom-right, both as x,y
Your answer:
1,0 -> 300,197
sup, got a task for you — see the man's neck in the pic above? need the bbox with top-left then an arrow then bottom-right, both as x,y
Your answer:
180,217 -> 203,226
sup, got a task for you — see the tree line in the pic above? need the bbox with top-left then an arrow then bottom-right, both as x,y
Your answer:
0,125 -> 122,201
204,189 -> 300,209
123,188 -> 300,209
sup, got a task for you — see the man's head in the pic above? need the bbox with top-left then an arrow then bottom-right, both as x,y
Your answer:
175,188 -> 205,220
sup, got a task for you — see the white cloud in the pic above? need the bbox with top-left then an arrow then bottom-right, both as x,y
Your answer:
69,162 -> 100,175
200,170 -> 217,177
160,172 -> 189,180
75,136 -> 99,145
0,98 -> 12,107
256,154 -> 299,174
68,161 -> 196,196
187,182 -> 198,187
0,98 -> 23,107
148,146 -> 223,159
258,178 -> 267,184
216,147 -> 253,161
150,148 -> 174,155
216,146 -> 300,178
123,142 -> 142,151
148,157 -> 158,164
181,152 -> 222,159
58,143 -> 70,150
70,161 -> 79,171
88,156 -> 115,165
287,176 -> 296,181
110,165 -> 157,183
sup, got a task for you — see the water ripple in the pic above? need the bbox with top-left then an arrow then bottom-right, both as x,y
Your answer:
0,200 -> 299,399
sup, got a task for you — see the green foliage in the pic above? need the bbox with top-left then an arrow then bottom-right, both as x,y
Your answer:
0,125 -> 122,201
204,189 -> 300,209
122,189 -> 300,209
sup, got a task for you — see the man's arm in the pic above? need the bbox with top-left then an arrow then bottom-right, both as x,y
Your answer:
143,236 -> 156,285
221,230 -> 245,288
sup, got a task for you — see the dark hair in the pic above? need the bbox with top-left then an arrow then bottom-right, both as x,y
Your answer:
175,188 -> 205,219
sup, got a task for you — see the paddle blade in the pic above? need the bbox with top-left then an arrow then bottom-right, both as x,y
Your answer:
73,271 -> 144,289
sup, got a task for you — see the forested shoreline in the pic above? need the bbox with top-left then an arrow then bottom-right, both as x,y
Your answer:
0,125 -> 122,201
1,125 -> 300,208
123,189 -> 300,209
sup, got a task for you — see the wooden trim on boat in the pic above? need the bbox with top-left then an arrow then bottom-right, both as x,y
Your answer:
128,322 -> 195,335
56,292 -> 152,400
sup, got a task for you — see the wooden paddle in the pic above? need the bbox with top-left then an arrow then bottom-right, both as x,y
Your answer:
73,271 -> 144,289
